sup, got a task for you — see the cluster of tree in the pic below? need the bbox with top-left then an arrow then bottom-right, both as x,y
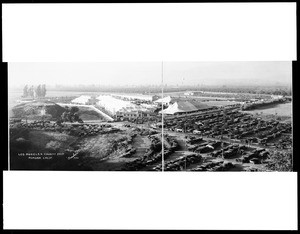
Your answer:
57,106 -> 83,125
42,84 -> 292,96
23,85 -> 47,98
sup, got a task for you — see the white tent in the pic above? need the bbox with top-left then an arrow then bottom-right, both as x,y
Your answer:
96,95 -> 135,114
71,95 -> 91,105
154,96 -> 172,105
159,102 -> 185,115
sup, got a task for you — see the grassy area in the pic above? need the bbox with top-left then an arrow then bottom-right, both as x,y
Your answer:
76,106 -> 104,121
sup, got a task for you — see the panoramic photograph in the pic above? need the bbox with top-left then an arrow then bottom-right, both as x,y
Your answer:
8,62 -> 293,171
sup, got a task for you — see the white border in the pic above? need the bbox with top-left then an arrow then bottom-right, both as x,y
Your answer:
3,172 -> 298,230
3,3 -> 298,230
2,3 -> 297,61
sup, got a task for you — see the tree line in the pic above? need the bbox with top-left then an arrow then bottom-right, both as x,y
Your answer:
49,84 -> 292,96
23,85 -> 47,98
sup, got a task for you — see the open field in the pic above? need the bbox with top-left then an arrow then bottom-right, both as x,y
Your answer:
243,102 -> 292,117
205,100 -> 242,107
76,106 -> 105,121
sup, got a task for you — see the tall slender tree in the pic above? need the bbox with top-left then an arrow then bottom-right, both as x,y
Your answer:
23,85 -> 28,97
41,84 -> 47,97
28,86 -> 34,98
36,85 -> 42,98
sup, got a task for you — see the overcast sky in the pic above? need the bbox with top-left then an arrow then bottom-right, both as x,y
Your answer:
8,61 -> 292,88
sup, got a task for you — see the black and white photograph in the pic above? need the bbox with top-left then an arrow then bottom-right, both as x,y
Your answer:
8,61 -> 293,171
3,2 -> 297,231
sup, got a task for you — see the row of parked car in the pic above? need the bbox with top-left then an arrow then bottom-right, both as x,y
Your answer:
122,134 -> 179,171
190,160 -> 234,171
185,132 -> 271,164
153,153 -> 202,171
164,108 -> 292,150
235,148 -> 270,164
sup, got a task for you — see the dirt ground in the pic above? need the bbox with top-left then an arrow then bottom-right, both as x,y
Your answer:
9,124 -> 156,170
75,129 -> 153,170
9,128 -> 88,170
10,129 -> 77,153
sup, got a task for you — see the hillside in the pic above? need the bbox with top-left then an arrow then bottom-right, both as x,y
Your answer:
11,101 -> 66,120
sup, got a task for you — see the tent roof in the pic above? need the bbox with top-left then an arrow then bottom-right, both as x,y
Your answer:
154,96 -> 172,104
159,102 -> 181,115
159,101 -> 210,114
